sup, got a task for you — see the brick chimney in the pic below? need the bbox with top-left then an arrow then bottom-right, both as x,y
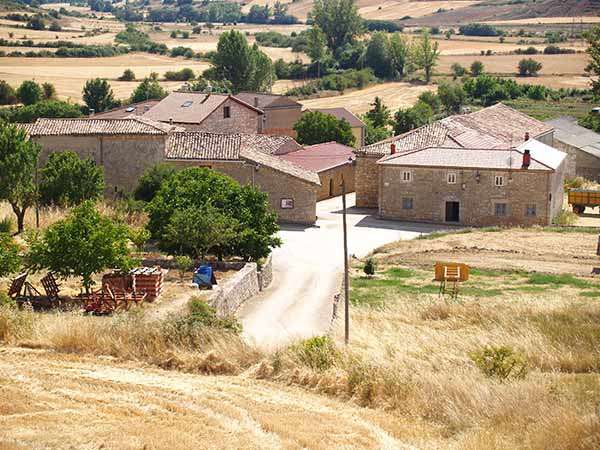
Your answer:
390,143 -> 396,155
522,149 -> 531,169
169,117 -> 173,125
524,131 -> 530,142
254,96 -> 259,107
89,108 -> 95,117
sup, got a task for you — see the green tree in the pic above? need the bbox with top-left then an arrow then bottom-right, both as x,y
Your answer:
27,15 -> 45,30
293,111 -> 356,146
365,32 -> 391,78
134,163 -> 178,202
146,168 -> 281,262
518,58 -> 542,76
119,69 -> 136,81
27,201 -> 134,293
585,26 -> 600,97
82,78 -> 116,113
393,101 -> 432,135
451,62 -> 466,79
388,32 -> 410,78
306,26 -> 328,78
161,206 -> 239,260
412,30 -> 439,83
4,100 -> 82,123
0,122 -> 40,233
362,115 -> 391,145
0,81 -> 17,105
39,151 -> 104,207
0,233 -> 21,277
310,0 -> 363,50
470,60 -> 484,76
16,80 -> 42,106
417,91 -> 441,113
249,43 -> 274,92
438,82 -> 466,113
130,75 -> 167,103
364,96 -> 390,128
41,82 -> 56,100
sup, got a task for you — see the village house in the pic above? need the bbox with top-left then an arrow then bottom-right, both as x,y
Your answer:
546,116 -> 600,181
22,117 -> 320,225
91,99 -> 160,119
309,108 -> 366,148
278,141 -> 355,200
141,91 -> 264,133
234,92 -> 303,137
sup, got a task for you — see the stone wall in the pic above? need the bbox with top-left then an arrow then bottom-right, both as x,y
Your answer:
554,138 -> 600,181
355,155 -> 380,208
258,254 -> 273,291
263,106 -> 302,136
33,134 -> 166,194
317,163 -> 355,201
208,262 -> 259,316
168,159 -> 318,224
379,165 -> 559,226
177,98 -> 262,134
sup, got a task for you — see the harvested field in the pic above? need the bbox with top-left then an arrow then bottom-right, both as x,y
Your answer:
0,54 -> 208,101
299,81 -> 435,114
485,16 -> 600,25
435,37 -> 585,56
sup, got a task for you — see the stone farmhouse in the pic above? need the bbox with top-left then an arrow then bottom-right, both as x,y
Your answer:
23,117 -> 320,225
234,92 -> 302,137
279,141 -> 355,201
356,103 -> 566,226
546,116 -> 600,181
141,91 -> 264,133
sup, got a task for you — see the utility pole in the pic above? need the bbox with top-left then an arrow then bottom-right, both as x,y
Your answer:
341,175 -> 349,344
35,164 -> 39,229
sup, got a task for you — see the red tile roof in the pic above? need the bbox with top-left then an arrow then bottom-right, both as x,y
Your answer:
92,100 -> 160,119
22,117 -> 177,136
278,141 -> 355,173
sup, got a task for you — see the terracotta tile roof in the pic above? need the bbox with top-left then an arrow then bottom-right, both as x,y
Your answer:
92,100 -> 160,119
165,131 -> 320,185
235,92 -> 301,109
240,133 -> 302,155
278,141 -> 355,173
310,108 -> 365,128
142,92 -> 263,125
378,144 -> 556,171
356,122 -> 454,156
21,117 -> 175,136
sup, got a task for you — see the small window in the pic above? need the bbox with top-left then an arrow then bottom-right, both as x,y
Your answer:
223,106 -> 231,118
495,203 -> 507,217
402,197 -> 413,210
280,198 -> 294,209
401,171 -> 412,182
526,204 -> 536,217
495,175 -> 504,187
125,106 -> 135,112
447,172 -> 457,184
181,100 -> 193,108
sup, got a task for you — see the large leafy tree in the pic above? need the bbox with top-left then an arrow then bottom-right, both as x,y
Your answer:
0,233 -> 21,277
0,81 -> 17,105
134,163 -> 178,202
412,31 -> 440,83
83,78 -> 117,113
306,26 -> 328,78
16,80 -> 42,106
310,0 -> 363,51
365,32 -> 391,78
130,74 -> 167,103
39,151 -> 104,207
393,101 -> 433,135
0,122 -> 40,233
438,82 -> 466,113
146,168 -> 281,261
586,26 -> 600,97
388,33 -> 410,78
27,201 -> 134,293
364,96 -> 390,128
293,111 -> 355,146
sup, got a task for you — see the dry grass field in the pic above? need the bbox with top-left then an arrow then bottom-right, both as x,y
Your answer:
484,16 -> 600,25
299,81 -> 434,114
435,37 -> 586,56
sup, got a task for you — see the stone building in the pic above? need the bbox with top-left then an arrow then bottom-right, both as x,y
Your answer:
546,116 -> 600,181
355,103 -> 556,208
234,93 -> 302,137
23,117 -> 320,224
309,108 -> 366,148
142,91 -> 264,133
378,139 -> 566,226
278,141 -> 355,200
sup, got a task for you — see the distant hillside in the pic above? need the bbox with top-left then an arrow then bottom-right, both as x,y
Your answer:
406,0 -> 600,26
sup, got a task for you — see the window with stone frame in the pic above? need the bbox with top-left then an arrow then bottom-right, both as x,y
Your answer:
495,202 -> 507,216
223,106 -> 231,119
401,170 -> 412,182
494,175 -> 504,187
402,197 -> 413,210
525,204 -> 537,217
447,172 -> 457,184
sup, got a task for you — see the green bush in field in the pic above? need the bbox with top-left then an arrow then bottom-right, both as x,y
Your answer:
293,335 -> 338,371
553,209 -> 578,226
470,345 -> 528,381
0,233 -> 21,277
129,227 -> 150,252
174,255 -> 193,282
187,297 -> 241,332
0,217 -> 14,234
364,258 -> 376,278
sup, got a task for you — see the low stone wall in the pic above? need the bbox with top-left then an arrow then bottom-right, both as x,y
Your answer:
141,257 -> 245,271
208,262 -> 260,316
258,254 -> 273,291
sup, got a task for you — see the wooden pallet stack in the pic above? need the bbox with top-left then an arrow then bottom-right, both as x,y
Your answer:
131,267 -> 163,301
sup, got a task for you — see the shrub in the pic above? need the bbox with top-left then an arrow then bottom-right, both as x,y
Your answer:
0,233 -> 21,277
553,209 -> 578,225
470,345 -> 528,381
459,23 -> 501,37
293,335 -> 337,371
175,255 -> 193,282
470,60 -> 484,77
518,58 -> 542,76
133,163 -> 178,202
0,81 -> 17,105
451,63 -> 466,79
0,216 -> 14,234
129,227 -> 150,252
164,67 -> 195,81
187,297 -> 241,332
16,80 -> 42,105
118,69 -> 136,81
363,258 -> 375,277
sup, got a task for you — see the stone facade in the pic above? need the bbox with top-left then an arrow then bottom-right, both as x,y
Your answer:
351,126 -> 365,148
178,98 -> 262,134
208,262 -> 260,316
32,134 -> 167,194
378,164 -> 565,226
168,159 -> 318,224
553,138 -> 600,181
355,156 -> 379,208
263,106 -> 302,137
317,163 -> 355,201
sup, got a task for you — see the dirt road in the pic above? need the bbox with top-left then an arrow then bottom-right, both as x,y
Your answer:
238,195 -> 443,349
0,347 -> 412,450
